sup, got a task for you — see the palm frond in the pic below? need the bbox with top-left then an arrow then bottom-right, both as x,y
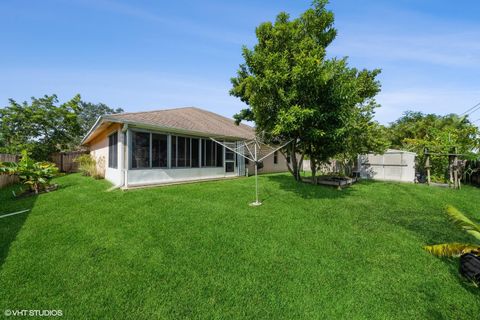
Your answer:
446,205 -> 480,241
424,243 -> 480,257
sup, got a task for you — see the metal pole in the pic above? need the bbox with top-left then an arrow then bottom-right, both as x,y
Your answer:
255,142 -> 259,204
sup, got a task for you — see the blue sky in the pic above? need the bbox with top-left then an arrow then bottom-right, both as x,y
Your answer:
1,0 -> 479,124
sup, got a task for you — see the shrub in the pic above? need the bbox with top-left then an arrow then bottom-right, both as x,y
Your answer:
0,150 -> 59,194
75,154 -> 97,177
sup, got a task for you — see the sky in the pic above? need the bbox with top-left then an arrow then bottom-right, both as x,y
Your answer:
1,0 -> 479,125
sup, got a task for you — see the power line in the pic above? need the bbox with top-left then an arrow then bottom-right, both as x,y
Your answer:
460,101 -> 480,116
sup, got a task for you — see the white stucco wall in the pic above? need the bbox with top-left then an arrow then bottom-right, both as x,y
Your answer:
127,167 -> 237,187
246,151 -> 289,175
89,124 -> 123,186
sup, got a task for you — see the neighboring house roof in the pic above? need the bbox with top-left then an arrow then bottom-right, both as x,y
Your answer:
82,107 -> 255,145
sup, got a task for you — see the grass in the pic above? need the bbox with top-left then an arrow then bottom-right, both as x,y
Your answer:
1,173 -> 480,319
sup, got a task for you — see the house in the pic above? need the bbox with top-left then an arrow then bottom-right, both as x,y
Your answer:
81,107 -> 289,188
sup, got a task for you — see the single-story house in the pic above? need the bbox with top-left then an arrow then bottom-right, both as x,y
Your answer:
81,107 -> 289,188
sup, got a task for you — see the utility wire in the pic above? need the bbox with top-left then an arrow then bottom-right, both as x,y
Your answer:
460,101 -> 480,116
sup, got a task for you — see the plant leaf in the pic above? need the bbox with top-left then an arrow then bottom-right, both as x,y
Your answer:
446,205 -> 480,241
424,243 -> 480,257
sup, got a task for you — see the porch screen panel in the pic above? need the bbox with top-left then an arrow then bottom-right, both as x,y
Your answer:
191,138 -> 199,167
216,143 -> 223,167
177,136 -> 186,167
171,136 -> 177,167
203,139 -> 215,167
108,132 -> 118,169
152,133 -> 168,168
186,138 -> 191,167
132,132 -> 150,168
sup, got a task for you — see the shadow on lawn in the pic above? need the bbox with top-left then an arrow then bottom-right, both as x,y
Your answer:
0,183 -> 38,268
264,174 -> 357,200
374,189 -> 480,296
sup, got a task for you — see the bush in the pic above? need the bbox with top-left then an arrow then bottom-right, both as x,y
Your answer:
0,150 -> 59,194
75,154 -> 97,177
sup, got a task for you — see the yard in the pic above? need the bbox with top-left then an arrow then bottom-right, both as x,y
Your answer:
1,173 -> 480,319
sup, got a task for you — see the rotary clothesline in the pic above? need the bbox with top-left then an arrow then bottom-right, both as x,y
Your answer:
210,137 -> 292,206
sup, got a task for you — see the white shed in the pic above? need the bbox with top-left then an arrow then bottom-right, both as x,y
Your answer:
358,149 -> 416,183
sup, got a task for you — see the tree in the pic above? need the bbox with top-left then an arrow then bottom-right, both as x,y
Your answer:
230,0 -> 383,181
331,101 -> 389,177
0,94 -> 123,160
0,95 -> 83,160
78,101 -> 123,138
388,112 -> 479,182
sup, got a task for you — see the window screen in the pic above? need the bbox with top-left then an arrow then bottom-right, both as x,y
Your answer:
108,132 -> 118,169
132,132 -> 150,168
152,134 -> 168,167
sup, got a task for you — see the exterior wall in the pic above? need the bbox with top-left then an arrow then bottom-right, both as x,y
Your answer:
89,123 -> 123,186
246,151 -> 289,175
127,167 -> 236,187
90,125 -> 243,187
358,150 -> 416,183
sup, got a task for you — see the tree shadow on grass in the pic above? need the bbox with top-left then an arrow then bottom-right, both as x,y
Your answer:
374,192 -> 480,297
263,174 -> 357,200
0,183 -> 38,268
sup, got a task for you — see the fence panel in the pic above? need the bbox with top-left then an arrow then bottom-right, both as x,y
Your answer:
51,151 -> 88,172
0,154 -> 19,188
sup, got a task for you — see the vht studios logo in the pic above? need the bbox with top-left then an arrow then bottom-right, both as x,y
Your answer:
4,309 -> 63,317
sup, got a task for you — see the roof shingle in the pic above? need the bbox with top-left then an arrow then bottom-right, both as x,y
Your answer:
105,107 -> 255,140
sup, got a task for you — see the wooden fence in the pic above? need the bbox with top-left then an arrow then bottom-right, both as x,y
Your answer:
0,153 -> 19,188
51,151 -> 88,173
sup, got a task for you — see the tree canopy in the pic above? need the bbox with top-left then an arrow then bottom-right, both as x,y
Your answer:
230,0 -> 385,181
0,94 -> 123,160
387,111 -> 480,181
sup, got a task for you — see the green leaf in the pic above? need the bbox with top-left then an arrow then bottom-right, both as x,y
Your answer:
446,205 -> 480,241
424,243 -> 480,257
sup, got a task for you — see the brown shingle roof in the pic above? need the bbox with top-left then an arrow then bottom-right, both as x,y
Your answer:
105,107 -> 255,140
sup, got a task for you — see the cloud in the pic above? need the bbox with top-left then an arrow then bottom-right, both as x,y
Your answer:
375,87 -> 480,124
330,31 -> 480,68
66,0 -> 252,45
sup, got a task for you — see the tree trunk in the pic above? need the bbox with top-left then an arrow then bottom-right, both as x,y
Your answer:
311,157 -> 317,184
282,142 -> 303,182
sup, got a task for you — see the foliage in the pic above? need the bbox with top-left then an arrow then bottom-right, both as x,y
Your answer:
0,150 -> 58,194
75,154 -> 97,177
230,0 -> 384,181
388,112 -> 480,181
78,101 -> 123,137
330,101 -> 390,176
0,95 -> 82,160
0,94 -> 123,161
424,205 -> 480,257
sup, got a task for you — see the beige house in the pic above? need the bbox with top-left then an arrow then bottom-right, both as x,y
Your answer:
81,107 -> 289,188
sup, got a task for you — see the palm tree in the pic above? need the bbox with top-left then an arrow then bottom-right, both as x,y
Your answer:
424,205 -> 480,257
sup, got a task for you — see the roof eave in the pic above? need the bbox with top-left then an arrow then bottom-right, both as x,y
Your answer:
87,116 -> 253,141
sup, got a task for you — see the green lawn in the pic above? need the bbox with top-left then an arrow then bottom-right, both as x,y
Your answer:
1,173 -> 480,319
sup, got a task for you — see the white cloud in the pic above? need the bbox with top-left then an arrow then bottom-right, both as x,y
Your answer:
330,31 -> 480,68
375,87 -> 480,124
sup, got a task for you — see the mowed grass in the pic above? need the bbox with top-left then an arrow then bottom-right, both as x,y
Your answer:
0,173 -> 480,319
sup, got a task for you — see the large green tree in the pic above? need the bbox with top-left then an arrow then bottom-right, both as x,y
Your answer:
0,94 -> 123,160
78,101 -> 124,137
230,0 -> 384,181
388,111 -> 479,182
